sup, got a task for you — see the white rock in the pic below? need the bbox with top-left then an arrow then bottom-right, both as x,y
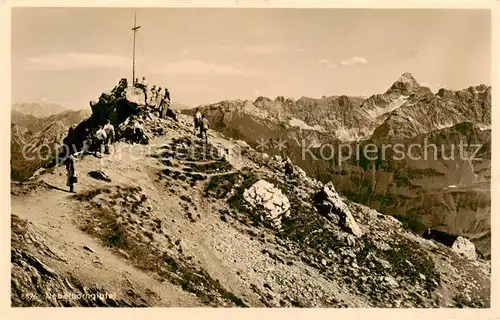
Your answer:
452,236 -> 477,261
384,276 -> 399,288
243,180 -> 290,228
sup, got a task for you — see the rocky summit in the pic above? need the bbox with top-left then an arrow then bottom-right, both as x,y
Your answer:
11,80 -> 490,308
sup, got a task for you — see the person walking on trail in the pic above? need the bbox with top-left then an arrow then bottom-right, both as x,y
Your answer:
200,114 -> 209,143
194,108 -> 202,135
65,154 -> 77,193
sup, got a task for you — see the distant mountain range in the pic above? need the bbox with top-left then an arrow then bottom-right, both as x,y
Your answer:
12,102 -> 67,118
11,103 -> 91,181
184,73 -> 492,258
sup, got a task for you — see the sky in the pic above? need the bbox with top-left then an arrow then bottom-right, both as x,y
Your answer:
11,7 -> 491,109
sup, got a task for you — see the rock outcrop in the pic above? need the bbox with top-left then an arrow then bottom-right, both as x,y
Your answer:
243,180 -> 291,228
313,182 -> 363,237
452,236 -> 478,261
88,170 -> 112,182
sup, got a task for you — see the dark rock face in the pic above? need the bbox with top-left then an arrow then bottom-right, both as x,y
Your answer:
422,228 -> 458,247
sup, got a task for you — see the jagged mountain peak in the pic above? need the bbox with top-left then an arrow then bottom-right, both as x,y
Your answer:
397,72 -> 418,83
386,72 -> 421,95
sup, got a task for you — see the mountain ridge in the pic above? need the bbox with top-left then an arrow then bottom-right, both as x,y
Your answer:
10,79 -> 491,307
182,72 -> 491,258
11,108 -> 91,181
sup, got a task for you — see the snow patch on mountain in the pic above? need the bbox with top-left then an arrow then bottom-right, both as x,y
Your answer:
289,118 -> 326,132
367,95 -> 409,118
335,127 -> 368,141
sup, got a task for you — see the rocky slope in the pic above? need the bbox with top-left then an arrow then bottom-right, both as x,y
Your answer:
11,108 -> 91,181
10,81 -> 491,308
184,73 -> 491,258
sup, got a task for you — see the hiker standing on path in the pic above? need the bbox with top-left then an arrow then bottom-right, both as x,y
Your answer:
141,77 -> 148,105
155,87 -> 163,111
159,88 -> 171,119
200,114 -> 209,143
103,120 -> 115,154
161,88 -> 179,122
164,87 -> 170,102
65,154 -> 77,193
149,85 -> 157,106
94,126 -> 107,156
283,157 -> 294,178
194,108 -> 202,135
132,119 -> 145,144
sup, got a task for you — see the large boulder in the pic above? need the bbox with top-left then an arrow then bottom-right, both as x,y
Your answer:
313,182 -> 363,238
452,236 -> 477,261
243,180 -> 290,229
46,78 -> 143,167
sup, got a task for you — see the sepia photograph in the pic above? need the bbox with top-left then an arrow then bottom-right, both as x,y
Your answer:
7,2 -> 496,311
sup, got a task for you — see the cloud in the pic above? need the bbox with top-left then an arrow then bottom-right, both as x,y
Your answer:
317,58 -> 337,68
340,56 -> 368,66
152,60 -> 261,77
25,52 -> 133,71
180,49 -> 190,56
244,44 -> 283,54
294,48 -> 307,52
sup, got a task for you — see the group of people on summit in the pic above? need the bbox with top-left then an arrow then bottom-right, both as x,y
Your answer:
135,76 -> 210,142
134,76 -> 177,122
63,76 -> 212,193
